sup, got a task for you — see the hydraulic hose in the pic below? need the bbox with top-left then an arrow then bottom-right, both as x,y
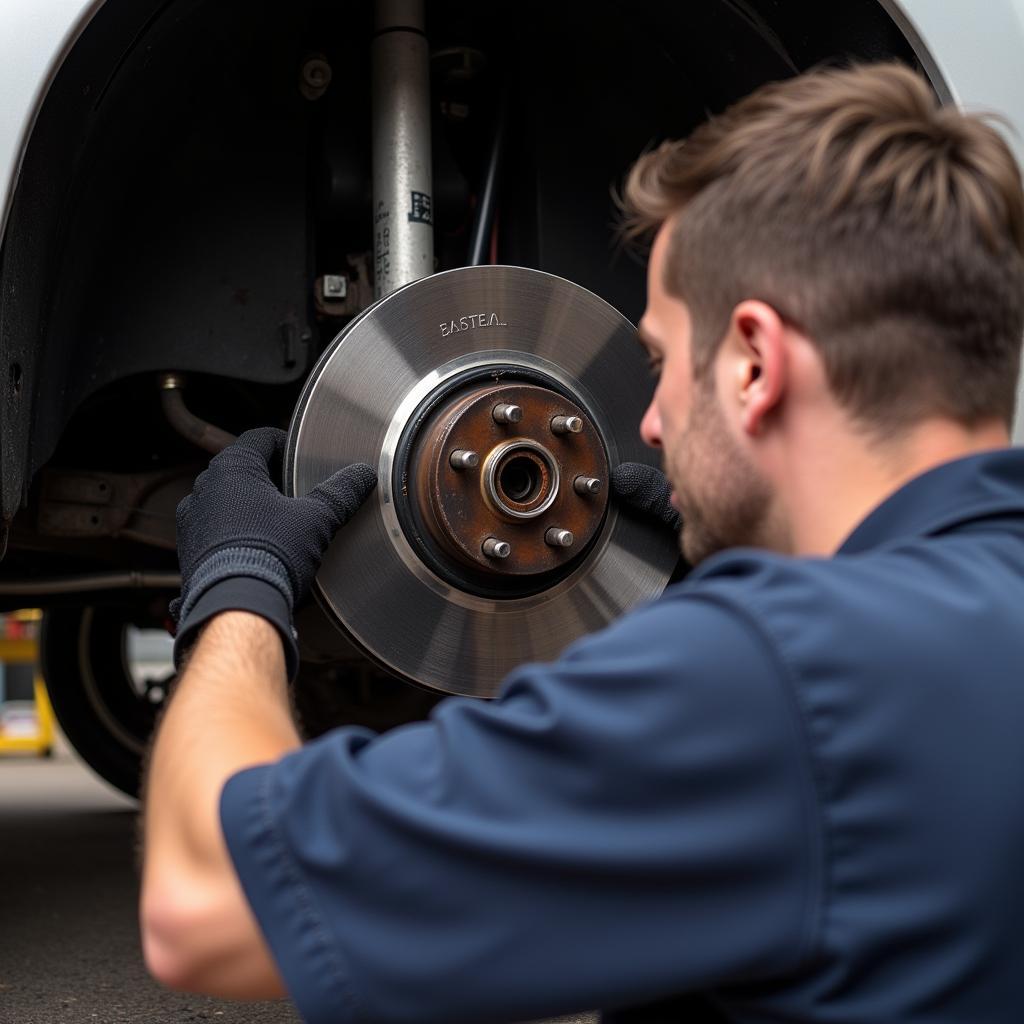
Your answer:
158,374 -> 236,455
0,571 -> 181,596
468,92 -> 507,267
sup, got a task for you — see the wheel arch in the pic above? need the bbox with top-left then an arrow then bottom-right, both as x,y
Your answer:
0,0 -> 315,528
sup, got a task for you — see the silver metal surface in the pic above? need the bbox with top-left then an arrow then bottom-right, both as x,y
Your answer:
372,0 -> 432,298
482,439 -> 559,520
322,274 -> 347,299
492,402 -> 523,424
482,538 -> 511,559
449,449 -> 480,470
574,475 -> 602,496
551,414 -> 583,435
545,528 -> 574,548
287,265 -> 678,697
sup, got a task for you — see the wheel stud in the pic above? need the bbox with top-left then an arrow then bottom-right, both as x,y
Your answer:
482,537 -> 512,559
545,527 -> 575,548
492,403 -> 523,425
449,449 -> 480,470
573,475 -> 602,495
550,415 -> 583,435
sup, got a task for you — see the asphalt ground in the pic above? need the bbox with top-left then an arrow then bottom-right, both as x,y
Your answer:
0,739 -> 595,1024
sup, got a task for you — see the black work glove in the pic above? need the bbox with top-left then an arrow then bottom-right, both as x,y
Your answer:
170,427 -> 377,679
611,462 -> 683,533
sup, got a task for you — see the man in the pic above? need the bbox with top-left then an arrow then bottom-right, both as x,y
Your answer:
141,63 -> 1024,1023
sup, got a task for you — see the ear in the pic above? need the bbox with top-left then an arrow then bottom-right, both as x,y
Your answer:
723,300 -> 787,437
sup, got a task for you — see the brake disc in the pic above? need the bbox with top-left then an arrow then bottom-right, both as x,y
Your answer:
286,265 -> 677,697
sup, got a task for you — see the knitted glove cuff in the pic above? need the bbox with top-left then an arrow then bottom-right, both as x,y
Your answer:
173,576 -> 300,681
176,546 -> 294,627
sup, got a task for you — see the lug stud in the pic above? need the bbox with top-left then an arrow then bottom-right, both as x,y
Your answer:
550,415 -> 583,435
492,403 -> 523,425
573,475 -> 602,496
449,449 -> 480,470
545,527 -> 575,548
482,537 -> 512,559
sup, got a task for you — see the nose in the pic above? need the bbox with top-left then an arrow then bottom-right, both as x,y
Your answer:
640,397 -> 662,449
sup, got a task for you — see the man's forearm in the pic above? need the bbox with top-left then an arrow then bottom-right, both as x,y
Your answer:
141,611 -> 301,996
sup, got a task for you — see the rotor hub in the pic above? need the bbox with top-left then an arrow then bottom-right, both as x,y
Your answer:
400,381 -> 608,582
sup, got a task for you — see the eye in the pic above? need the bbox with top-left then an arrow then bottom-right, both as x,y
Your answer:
647,356 -> 663,379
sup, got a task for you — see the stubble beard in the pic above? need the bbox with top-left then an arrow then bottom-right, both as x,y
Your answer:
670,385 -> 778,566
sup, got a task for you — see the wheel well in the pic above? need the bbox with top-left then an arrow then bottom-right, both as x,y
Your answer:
0,0 -> 920,549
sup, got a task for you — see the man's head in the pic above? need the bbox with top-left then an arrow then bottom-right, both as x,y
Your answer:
625,63 -> 1024,564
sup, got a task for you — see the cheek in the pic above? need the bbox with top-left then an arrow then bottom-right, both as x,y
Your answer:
657,375 -> 689,434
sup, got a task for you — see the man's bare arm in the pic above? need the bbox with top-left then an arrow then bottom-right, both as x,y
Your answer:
140,610 -> 300,998
138,428 -> 375,996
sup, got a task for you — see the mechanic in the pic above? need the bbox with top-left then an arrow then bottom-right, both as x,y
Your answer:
140,63 -> 1024,1023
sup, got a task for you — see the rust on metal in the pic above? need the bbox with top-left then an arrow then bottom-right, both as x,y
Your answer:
408,383 -> 608,576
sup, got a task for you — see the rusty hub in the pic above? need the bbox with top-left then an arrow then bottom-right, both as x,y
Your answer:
404,380 -> 608,582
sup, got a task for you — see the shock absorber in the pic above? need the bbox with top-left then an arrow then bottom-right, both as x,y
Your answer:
372,0 -> 434,298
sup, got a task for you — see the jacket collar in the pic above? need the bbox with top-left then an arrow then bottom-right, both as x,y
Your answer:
838,448 -> 1024,556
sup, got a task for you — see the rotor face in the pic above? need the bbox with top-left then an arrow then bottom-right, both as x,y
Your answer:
286,266 -> 677,697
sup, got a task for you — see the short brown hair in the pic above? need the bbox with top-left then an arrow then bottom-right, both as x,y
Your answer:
623,63 -> 1024,430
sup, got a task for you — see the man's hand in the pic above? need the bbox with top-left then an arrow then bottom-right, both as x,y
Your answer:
171,427 -> 376,678
611,462 -> 682,532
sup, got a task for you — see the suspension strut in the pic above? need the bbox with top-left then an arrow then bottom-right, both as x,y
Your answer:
372,0 -> 434,298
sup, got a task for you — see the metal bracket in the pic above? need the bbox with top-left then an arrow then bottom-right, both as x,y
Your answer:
35,467 -> 195,550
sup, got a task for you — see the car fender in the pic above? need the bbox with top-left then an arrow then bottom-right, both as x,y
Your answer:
0,0 -> 104,246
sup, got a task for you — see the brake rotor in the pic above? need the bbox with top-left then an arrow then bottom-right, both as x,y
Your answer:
286,265 -> 677,697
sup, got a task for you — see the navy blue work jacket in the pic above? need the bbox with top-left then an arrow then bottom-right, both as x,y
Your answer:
221,448 -> 1024,1024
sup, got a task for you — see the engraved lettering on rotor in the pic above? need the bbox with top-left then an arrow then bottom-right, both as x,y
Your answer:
439,312 -> 509,337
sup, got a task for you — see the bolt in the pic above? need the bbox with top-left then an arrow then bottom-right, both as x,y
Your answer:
322,275 -> 348,299
492,403 -> 523,425
449,449 -> 480,470
551,415 -> 583,435
482,537 -> 512,559
545,527 -> 575,548
299,55 -> 333,100
302,58 -> 332,90
573,475 -> 602,496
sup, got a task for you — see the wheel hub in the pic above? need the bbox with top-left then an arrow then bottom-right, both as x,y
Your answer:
400,380 -> 608,583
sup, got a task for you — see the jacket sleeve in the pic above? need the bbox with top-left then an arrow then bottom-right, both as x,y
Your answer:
219,590 -> 822,1024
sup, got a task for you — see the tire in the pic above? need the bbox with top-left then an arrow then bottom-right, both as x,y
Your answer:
41,604 -> 171,798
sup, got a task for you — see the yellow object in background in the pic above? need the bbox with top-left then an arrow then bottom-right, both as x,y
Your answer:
0,615 -> 55,758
